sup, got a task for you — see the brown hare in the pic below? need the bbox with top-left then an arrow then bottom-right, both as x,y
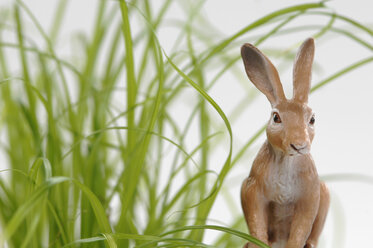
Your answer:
240,38 -> 330,248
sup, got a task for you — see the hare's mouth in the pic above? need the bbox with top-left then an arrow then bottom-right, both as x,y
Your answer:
290,144 -> 301,152
290,144 -> 309,155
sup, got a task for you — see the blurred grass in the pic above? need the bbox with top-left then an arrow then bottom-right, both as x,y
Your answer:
0,0 -> 371,247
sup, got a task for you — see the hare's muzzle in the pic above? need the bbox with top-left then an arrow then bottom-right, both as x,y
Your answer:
290,142 -> 310,155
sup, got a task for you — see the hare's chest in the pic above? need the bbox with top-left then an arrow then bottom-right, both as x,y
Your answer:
265,158 -> 302,205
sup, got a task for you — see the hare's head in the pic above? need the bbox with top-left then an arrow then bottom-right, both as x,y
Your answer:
241,38 -> 315,156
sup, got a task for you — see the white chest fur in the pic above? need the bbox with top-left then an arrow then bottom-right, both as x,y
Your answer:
265,156 -> 302,205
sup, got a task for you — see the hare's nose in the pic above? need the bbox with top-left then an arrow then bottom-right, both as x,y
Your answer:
290,143 -> 307,151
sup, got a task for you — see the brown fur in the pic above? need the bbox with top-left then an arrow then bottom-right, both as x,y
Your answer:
240,38 -> 330,248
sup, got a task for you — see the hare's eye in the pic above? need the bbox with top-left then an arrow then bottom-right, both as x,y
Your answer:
273,112 -> 281,123
309,115 -> 315,125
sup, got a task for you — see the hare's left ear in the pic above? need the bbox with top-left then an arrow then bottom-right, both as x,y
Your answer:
293,38 -> 315,103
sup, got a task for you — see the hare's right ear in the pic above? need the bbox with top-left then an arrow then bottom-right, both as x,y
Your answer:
292,38 -> 315,103
241,43 -> 285,105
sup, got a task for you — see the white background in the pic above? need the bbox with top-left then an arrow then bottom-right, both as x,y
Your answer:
1,0 -> 372,247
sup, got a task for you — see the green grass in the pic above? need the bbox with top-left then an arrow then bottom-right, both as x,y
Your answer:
0,0 -> 371,247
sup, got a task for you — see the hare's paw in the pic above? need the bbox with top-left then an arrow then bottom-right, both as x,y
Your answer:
243,243 -> 260,248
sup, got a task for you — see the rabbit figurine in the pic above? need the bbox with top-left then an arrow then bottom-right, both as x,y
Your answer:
240,38 -> 330,248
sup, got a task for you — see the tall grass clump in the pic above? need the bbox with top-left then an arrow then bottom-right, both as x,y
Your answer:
0,0 -> 371,247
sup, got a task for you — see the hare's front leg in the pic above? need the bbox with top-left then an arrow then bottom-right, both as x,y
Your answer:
305,182 -> 330,248
241,177 -> 269,248
286,189 -> 320,248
